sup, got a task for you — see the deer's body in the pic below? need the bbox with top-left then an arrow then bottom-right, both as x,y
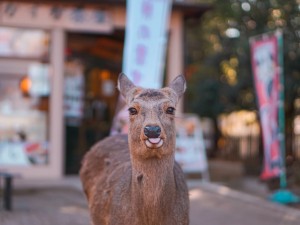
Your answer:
80,74 -> 189,225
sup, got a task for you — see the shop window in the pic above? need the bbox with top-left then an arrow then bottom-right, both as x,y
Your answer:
0,27 -> 50,166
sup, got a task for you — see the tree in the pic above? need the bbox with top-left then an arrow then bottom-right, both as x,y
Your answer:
185,0 -> 300,122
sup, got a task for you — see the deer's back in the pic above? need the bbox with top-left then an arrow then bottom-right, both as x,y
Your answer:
80,134 -> 131,223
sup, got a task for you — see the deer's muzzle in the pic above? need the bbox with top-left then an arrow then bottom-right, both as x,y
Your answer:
144,126 -> 161,138
144,125 -> 163,148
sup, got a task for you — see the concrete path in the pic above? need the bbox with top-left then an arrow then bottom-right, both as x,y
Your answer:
189,182 -> 300,225
1,177 -> 300,225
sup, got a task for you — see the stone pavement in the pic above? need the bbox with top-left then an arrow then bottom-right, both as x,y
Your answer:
0,187 -> 89,225
1,177 -> 300,225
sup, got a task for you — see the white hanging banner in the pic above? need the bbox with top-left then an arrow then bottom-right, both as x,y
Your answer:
122,0 -> 172,88
110,0 -> 172,135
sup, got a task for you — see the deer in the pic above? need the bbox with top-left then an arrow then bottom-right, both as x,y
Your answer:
80,73 -> 189,225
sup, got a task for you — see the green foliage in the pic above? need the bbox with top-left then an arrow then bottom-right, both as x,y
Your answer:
185,0 -> 300,119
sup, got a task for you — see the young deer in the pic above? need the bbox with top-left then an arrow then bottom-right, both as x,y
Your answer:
80,73 -> 189,225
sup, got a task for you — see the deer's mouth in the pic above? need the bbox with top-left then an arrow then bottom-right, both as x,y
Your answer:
145,138 -> 164,149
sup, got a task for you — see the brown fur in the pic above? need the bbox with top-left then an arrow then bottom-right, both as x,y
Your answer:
80,73 -> 189,225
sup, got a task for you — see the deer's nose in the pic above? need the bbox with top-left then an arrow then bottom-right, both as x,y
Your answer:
144,125 -> 161,138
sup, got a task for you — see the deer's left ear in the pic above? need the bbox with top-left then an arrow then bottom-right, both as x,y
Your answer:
168,75 -> 186,100
118,73 -> 142,103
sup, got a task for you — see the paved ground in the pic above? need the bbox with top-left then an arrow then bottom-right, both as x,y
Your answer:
0,187 -> 89,225
190,182 -> 300,225
1,177 -> 300,225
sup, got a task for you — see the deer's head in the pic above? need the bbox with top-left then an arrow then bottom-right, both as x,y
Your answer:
118,73 -> 186,159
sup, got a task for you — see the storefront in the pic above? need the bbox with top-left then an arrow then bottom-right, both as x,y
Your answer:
0,1 -> 210,178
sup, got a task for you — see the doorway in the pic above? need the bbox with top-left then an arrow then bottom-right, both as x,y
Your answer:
64,31 -> 124,174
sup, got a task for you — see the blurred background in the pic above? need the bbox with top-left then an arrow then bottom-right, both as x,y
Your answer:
1,0 -> 300,224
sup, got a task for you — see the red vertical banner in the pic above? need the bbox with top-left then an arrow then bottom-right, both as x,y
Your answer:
250,33 -> 282,180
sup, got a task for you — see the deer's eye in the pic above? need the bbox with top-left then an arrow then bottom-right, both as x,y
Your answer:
128,107 -> 138,115
166,107 -> 175,115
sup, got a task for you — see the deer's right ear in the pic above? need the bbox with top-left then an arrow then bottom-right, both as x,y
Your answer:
168,75 -> 186,100
118,73 -> 138,101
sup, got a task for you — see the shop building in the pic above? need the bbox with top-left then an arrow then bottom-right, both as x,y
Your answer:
0,0 -> 210,178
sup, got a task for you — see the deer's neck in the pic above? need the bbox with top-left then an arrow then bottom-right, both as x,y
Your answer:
130,154 -> 176,223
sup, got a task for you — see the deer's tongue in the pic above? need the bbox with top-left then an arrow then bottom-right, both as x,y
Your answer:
148,138 -> 161,144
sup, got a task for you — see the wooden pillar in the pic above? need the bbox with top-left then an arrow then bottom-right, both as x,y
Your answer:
49,28 -> 65,178
167,11 -> 184,114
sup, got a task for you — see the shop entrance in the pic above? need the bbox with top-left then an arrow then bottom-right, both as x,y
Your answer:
64,31 -> 124,174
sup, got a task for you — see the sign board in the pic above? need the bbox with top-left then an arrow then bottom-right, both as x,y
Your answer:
175,114 -> 209,177
0,2 -> 113,33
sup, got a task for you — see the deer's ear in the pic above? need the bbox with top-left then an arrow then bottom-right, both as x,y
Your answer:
118,73 -> 136,98
168,75 -> 186,100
